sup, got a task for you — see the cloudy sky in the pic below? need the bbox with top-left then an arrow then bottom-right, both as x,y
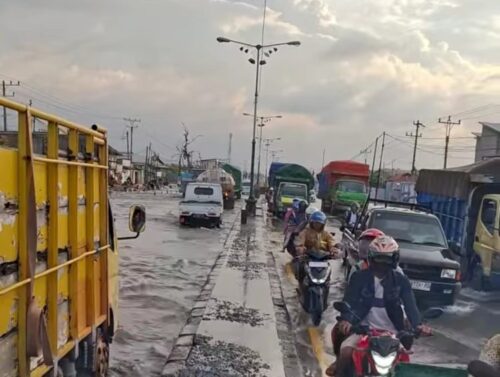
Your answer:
2,0 -> 500,172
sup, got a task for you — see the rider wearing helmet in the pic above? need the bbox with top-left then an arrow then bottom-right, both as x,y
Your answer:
328,235 -> 429,377
283,197 -> 302,234
293,211 -> 339,282
284,200 -> 309,256
344,202 -> 360,229
295,211 -> 337,255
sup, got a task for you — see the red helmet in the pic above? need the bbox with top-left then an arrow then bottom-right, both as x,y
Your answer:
359,228 -> 385,240
358,229 -> 385,259
368,235 -> 400,267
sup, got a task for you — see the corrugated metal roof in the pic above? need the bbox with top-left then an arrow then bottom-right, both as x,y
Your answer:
480,122 -> 500,134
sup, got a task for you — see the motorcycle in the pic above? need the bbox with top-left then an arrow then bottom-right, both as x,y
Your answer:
297,249 -> 333,326
333,301 -> 443,376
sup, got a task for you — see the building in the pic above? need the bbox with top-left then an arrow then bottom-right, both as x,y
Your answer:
474,122 -> 500,162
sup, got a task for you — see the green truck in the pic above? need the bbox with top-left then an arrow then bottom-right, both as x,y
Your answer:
268,162 -> 315,217
318,160 -> 370,213
222,163 -> 242,199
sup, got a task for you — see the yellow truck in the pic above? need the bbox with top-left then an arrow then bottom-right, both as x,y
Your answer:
0,98 -> 145,376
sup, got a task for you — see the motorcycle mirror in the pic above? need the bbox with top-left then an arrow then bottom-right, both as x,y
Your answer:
422,307 -> 444,320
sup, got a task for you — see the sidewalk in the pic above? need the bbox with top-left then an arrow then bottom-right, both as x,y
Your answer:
162,209 -> 300,377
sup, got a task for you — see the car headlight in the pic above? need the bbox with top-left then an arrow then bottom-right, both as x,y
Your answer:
371,351 -> 397,375
441,269 -> 457,279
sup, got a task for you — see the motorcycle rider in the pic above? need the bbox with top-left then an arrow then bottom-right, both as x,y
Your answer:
294,211 -> 339,282
327,235 -> 431,377
283,197 -> 301,234
283,200 -> 309,255
344,202 -> 360,230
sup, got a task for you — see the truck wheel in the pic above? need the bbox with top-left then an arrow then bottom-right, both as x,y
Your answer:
76,329 -> 109,377
472,265 -> 492,291
95,331 -> 110,377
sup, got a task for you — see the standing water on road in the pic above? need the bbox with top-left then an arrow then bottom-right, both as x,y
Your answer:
109,192 -> 237,376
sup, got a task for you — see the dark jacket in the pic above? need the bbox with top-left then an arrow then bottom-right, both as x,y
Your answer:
341,269 -> 421,331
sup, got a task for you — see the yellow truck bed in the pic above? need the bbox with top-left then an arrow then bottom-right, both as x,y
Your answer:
0,98 -> 115,376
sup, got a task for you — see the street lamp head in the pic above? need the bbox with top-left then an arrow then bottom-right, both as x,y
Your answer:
287,41 -> 301,46
217,37 -> 231,43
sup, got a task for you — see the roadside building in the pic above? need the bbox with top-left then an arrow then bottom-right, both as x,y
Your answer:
474,122 -> 500,162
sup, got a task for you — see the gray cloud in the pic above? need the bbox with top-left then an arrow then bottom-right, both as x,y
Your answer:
1,0 -> 499,170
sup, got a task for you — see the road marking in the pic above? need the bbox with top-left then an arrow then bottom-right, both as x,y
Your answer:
308,326 -> 329,376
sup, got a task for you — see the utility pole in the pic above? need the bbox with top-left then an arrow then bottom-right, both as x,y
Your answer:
124,117 -> 141,163
322,148 -> 326,167
438,116 -> 461,169
375,132 -> 386,200
407,120 -> 425,175
2,80 -> 20,131
360,146 -> 372,165
370,136 -> 379,193
227,133 -> 232,163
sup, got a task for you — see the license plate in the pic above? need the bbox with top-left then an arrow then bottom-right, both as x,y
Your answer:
193,214 -> 205,218
410,280 -> 431,291
309,261 -> 329,268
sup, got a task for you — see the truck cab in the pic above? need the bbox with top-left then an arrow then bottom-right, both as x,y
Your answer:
334,179 -> 368,211
275,182 -> 309,217
474,194 -> 500,284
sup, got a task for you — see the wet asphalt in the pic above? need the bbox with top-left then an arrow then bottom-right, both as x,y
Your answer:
109,193 -> 500,376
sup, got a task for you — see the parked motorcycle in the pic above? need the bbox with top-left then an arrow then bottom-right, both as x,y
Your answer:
298,249 -> 333,326
333,301 -> 443,376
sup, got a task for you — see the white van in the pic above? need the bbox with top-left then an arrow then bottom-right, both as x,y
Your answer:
179,182 -> 223,227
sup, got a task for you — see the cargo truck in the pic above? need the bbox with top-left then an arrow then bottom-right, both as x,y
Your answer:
0,98 -> 145,376
416,158 -> 500,290
318,160 -> 370,214
196,168 -> 236,210
268,163 -> 314,217
222,163 -> 242,199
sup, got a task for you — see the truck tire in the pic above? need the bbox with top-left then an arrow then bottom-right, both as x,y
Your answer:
472,265 -> 492,291
76,328 -> 109,377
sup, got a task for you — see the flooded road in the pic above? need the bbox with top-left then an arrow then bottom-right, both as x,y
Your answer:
266,214 -> 500,375
108,192 -> 238,376
107,193 -> 500,376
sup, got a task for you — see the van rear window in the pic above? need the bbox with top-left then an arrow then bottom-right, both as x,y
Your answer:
194,187 -> 214,195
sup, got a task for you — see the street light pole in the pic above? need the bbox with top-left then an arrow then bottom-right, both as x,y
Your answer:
264,137 -> 281,182
248,45 -> 261,214
217,37 -> 300,215
243,113 -> 282,191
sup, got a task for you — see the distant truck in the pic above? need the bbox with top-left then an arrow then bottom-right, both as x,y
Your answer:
268,162 -> 314,217
318,160 -> 370,214
197,168 -> 236,210
222,163 -> 242,199
416,158 -> 500,290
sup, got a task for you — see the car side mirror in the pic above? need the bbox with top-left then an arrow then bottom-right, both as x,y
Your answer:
119,205 -> 146,240
130,205 -> 146,233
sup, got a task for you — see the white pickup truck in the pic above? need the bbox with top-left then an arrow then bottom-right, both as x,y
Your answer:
179,182 -> 223,227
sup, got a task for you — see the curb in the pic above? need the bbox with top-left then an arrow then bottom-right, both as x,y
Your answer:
161,216 -> 240,376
